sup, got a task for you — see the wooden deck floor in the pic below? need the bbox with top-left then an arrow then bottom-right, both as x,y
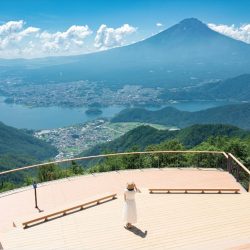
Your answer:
2,193 -> 250,250
0,168 -> 248,249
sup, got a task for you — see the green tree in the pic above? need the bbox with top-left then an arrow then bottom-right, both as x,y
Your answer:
121,146 -> 142,169
0,181 -> 17,193
70,161 -> 84,175
38,164 -> 61,182
146,140 -> 186,168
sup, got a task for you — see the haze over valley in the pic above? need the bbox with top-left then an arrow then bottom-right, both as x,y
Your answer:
1,18 -> 250,130
1,13 -> 250,173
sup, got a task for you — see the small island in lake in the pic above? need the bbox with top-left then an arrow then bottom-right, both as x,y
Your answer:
85,108 -> 103,115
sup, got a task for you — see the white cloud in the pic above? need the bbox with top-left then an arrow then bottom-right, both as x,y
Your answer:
0,20 -> 93,58
0,20 -> 40,50
0,20 -> 24,34
94,24 -> 137,50
0,20 -> 138,58
156,23 -> 163,27
40,25 -> 92,53
208,23 -> 250,44
19,27 -> 40,37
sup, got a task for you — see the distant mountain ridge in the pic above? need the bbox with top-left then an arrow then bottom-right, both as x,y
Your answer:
161,74 -> 250,101
198,74 -> 250,101
1,18 -> 250,88
111,103 -> 250,129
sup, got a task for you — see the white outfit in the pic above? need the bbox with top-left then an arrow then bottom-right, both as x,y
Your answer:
123,189 -> 137,224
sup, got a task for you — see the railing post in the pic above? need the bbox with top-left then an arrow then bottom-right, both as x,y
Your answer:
115,156 -> 117,172
139,153 -> 141,170
223,154 -> 227,170
177,153 -> 179,168
236,165 -> 240,182
248,177 -> 250,192
227,155 -> 231,173
158,154 -> 160,169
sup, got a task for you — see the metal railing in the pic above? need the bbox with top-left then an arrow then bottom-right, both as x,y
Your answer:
0,150 -> 249,192
0,150 -> 225,175
227,153 -> 250,191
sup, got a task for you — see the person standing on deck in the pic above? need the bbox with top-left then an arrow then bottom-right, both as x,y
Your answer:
123,182 -> 141,229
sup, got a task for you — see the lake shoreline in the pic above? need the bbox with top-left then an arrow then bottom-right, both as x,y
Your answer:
0,95 -> 241,130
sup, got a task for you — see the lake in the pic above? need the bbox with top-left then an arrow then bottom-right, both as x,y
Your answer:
0,97 -> 235,130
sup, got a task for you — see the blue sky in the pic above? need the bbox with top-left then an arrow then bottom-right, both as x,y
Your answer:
0,0 -> 250,58
1,0 -> 250,31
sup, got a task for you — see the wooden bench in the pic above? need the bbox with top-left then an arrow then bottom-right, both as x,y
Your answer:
22,193 -> 117,228
149,188 -> 240,194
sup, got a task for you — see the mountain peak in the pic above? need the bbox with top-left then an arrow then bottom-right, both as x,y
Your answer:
142,17 -> 213,47
176,18 -> 208,31
146,17 -> 214,43
179,18 -> 204,25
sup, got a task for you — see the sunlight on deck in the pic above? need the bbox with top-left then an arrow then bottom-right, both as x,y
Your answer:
1,168 -> 249,249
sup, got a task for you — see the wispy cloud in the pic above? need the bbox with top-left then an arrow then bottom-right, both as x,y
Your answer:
94,24 -> 137,50
156,22 -> 163,27
208,23 -> 250,44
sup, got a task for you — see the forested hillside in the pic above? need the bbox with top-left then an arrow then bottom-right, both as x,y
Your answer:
2,123 -> 250,193
81,124 -> 250,156
0,121 -> 58,171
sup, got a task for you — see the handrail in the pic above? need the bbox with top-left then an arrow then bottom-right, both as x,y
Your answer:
0,150 -> 225,176
149,188 -> 240,194
227,153 -> 250,192
223,152 -> 228,159
228,153 -> 250,175
22,193 -> 117,228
